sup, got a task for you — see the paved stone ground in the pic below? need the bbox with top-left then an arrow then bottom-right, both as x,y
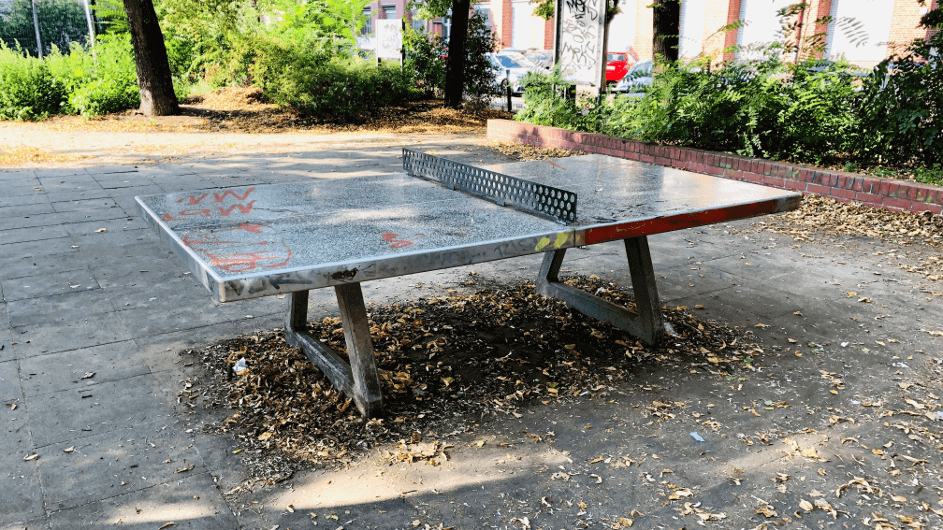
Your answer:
1,134 -> 942,530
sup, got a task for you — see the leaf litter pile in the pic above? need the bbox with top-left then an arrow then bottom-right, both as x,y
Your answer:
755,195 -> 943,281
180,275 -> 761,482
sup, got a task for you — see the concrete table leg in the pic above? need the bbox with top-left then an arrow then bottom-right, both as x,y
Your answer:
536,236 -> 671,345
283,284 -> 384,417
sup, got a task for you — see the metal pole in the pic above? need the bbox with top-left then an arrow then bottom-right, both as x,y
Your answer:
30,0 -> 42,59
505,68 -> 512,112
83,0 -> 97,63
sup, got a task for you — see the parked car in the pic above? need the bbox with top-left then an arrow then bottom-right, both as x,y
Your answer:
522,49 -> 554,70
605,52 -> 634,83
613,60 -> 653,93
487,53 -> 533,95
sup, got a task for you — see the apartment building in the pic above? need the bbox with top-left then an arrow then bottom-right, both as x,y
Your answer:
491,0 -> 939,68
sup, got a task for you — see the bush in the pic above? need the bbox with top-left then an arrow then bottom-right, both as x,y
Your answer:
246,36 -> 416,121
521,55 -> 861,163
403,26 -> 446,97
0,44 -> 66,120
853,31 -> 942,166
45,34 -> 139,117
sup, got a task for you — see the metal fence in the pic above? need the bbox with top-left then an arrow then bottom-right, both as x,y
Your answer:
0,0 -> 121,57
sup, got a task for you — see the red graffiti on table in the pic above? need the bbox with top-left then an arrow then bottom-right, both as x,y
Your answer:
162,188 -> 256,222
382,232 -> 427,249
182,222 -> 291,273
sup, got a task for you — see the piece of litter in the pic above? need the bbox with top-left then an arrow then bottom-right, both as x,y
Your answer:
840,342 -> 849,347
690,432 -> 705,442
23,453 -> 38,461
81,372 -> 95,380
233,358 -> 247,374
95,228 -> 107,233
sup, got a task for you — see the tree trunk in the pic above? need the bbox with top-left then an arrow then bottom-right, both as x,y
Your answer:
123,0 -> 177,116
444,0 -> 471,108
652,0 -> 679,62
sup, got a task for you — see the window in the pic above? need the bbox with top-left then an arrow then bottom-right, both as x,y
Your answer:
411,8 -> 424,31
383,4 -> 396,19
361,9 -> 372,35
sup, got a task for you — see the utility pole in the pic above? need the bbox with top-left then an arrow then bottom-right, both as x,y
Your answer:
30,0 -> 42,58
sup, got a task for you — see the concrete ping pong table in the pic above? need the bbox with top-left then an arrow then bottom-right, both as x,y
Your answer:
137,149 -> 801,417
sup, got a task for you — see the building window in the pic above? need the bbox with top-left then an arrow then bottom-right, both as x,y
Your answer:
411,8 -> 425,32
383,4 -> 396,19
361,9 -> 372,35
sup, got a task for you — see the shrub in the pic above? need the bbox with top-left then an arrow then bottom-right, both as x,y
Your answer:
45,34 -> 139,116
0,44 -> 66,120
403,26 -> 446,97
247,37 -> 416,120
853,27 -> 942,166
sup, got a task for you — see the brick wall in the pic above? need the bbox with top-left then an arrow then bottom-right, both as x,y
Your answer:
887,0 -> 927,56
634,1 -> 654,60
487,119 -> 943,215
544,16 -> 555,50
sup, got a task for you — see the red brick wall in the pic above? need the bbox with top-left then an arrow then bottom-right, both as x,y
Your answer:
887,0 -> 927,56
544,16 -> 555,50
723,0 -> 742,62
634,1 -> 654,60
494,0 -> 513,49
487,119 -> 943,215
701,0 -> 733,66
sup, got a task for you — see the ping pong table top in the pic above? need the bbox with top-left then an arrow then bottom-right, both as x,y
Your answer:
137,153 -> 800,303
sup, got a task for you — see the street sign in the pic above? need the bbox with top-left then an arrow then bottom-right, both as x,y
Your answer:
553,0 -> 608,89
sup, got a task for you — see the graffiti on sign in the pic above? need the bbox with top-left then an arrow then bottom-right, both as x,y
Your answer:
376,19 -> 403,60
555,0 -> 606,86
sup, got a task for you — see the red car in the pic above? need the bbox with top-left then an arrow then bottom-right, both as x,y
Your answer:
605,52 -> 632,83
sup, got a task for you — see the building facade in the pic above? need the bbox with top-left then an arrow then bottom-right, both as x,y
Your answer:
488,0 -> 939,68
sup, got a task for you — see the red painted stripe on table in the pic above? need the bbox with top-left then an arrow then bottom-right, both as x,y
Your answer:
583,198 -> 798,245
547,160 -> 566,170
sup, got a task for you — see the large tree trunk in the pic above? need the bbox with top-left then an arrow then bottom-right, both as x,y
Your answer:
444,0 -> 470,108
123,0 -> 177,116
652,0 -> 679,62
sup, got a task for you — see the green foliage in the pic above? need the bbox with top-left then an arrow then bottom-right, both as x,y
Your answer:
61,35 -> 140,117
265,0 -> 369,51
245,37 -> 416,121
461,10 -> 499,105
0,0 -> 89,56
403,26 -> 446,97
851,12 -> 942,167
0,43 -> 65,119
913,164 -> 943,186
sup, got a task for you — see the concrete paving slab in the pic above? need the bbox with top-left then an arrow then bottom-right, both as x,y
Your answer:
33,167 -> 90,178
19,341 -> 149,398
11,310 -> 129,358
92,175 -> 155,188
106,185 -> 165,198
115,305 -> 234,339
0,237 -> 79,261
45,472 -> 238,530
1,268 -> 99,302
0,449 -> 45,527
3,185 -> 47,198
42,189 -> 112,204
84,165 -> 140,176
0,225 -> 70,246
131,320 -> 249,375
91,257 -> 185,290
0,193 -> 50,209
5,289 -> 115,323
107,276 -> 213,312
37,428 -> 202,511
0,202 -> 56,217
70,229 -> 152,250
0,359 -> 20,403
37,176 -> 103,193
0,208 -> 128,231
24,373 -> 177,448
65,217 -> 149,237
51,197 -> 121,213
